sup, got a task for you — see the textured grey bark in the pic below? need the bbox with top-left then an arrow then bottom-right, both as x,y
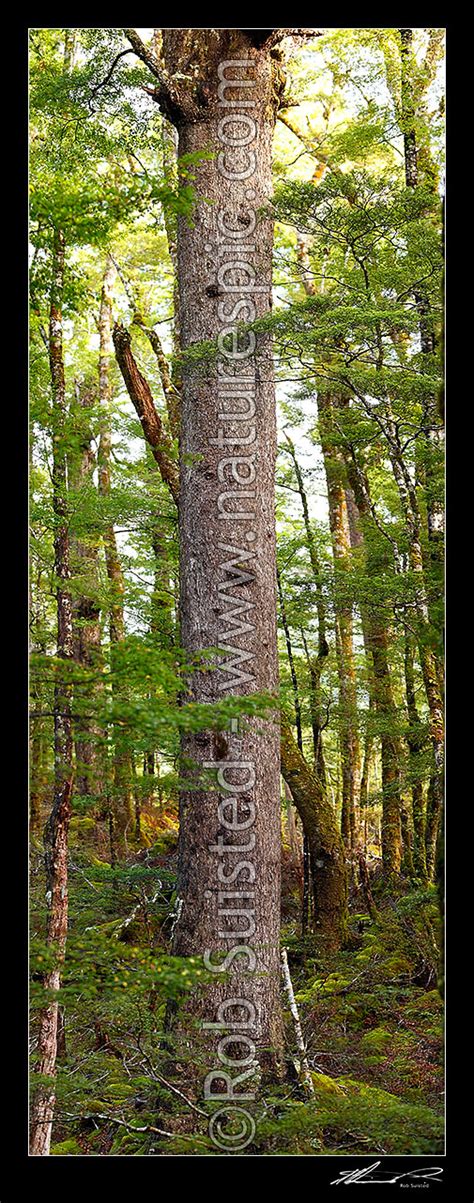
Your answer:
160,32 -> 284,1069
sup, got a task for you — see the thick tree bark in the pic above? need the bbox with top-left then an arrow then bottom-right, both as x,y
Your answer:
155,30 -> 285,1073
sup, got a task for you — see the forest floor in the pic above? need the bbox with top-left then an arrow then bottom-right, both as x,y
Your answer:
30,808 -> 444,1156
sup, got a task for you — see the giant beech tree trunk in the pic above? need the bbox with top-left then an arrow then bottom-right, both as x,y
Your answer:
122,27 -> 318,1080
164,29 -> 285,1072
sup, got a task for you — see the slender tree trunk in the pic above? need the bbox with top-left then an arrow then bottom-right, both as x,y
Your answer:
30,721 -> 46,832
359,705 -> 374,856
140,520 -> 175,810
358,852 -> 378,921
30,227 -> 74,1156
301,629 -> 327,786
425,777 -> 441,881
280,718 -> 348,949
317,393 -> 361,855
345,480 -> 402,876
98,259 -> 135,854
404,630 -> 428,880
277,567 -> 303,752
400,795 -> 415,878
69,380 -> 103,798
283,434 -> 331,916
283,781 -> 301,864
399,26 -> 444,682
277,569 -> 310,933
385,428 -> 444,881
294,243 -> 360,857
160,116 -> 182,422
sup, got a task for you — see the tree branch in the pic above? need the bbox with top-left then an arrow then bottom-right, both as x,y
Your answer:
132,317 -> 180,441
122,28 -> 184,119
113,323 -> 179,505
88,49 -> 136,109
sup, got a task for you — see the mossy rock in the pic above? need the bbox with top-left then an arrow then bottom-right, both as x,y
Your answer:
84,1099 -> 108,1114
360,1026 -> 393,1053
102,1082 -> 135,1102
50,1138 -> 82,1156
353,947 -> 375,966
381,954 -> 412,978
403,989 -> 443,1018
318,1076 -> 443,1154
311,1072 -> 345,1097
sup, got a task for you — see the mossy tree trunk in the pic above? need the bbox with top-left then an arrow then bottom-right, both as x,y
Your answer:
280,717 -> 348,949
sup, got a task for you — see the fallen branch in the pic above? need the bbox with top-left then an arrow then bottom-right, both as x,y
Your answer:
281,947 -> 314,1095
63,1110 -> 175,1138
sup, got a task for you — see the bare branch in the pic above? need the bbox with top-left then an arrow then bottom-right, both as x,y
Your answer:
88,49 -> 136,109
113,322 -> 180,505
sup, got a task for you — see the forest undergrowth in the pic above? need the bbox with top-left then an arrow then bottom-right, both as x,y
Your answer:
31,806 -> 443,1156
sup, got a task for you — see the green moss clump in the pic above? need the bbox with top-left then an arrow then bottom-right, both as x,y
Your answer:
360,1026 -> 392,1053
311,1071 -> 345,1097
50,1138 -> 82,1156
